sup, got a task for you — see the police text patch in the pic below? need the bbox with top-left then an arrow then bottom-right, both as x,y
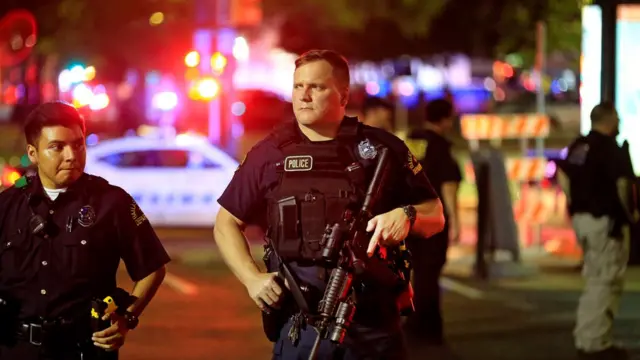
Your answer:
284,155 -> 313,171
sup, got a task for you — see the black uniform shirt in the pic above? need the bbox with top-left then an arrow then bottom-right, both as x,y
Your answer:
0,173 -> 171,320
218,119 -> 438,287
409,129 -> 462,202
561,130 -> 632,218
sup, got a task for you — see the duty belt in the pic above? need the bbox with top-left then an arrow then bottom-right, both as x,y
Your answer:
16,318 -> 83,347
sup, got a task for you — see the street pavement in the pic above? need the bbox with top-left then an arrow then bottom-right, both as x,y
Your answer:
109,231 -> 640,360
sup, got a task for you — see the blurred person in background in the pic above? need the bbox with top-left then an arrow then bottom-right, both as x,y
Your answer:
557,102 -> 638,360
361,97 -> 394,133
404,98 -> 462,345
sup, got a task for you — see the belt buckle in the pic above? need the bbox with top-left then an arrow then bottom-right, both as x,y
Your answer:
29,323 -> 43,346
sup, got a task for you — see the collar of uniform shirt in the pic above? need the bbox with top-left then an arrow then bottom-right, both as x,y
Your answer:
293,116 -> 359,143
25,172 -> 91,203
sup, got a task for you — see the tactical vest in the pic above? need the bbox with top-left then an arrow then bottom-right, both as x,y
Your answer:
266,118 -> 368,263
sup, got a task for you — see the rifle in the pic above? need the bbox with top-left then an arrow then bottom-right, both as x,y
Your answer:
308,146 -> 408,360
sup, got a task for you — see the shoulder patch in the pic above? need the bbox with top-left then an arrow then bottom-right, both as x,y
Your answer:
407,151 -> 423,175
567,143 -> 589,166
129,200 -> 148,226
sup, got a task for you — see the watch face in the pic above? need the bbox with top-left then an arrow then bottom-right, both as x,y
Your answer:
126,315 -> 139,329
405,206 -> 416,218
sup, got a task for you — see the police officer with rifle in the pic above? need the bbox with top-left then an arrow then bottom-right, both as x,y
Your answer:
215,49 -> 445,359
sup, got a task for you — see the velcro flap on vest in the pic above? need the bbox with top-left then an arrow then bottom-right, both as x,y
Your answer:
277,196 -> 302,257
300,195 -> 326,254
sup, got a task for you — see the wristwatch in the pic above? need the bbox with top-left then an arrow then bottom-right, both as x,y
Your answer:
402,205 -> 417,229
124,313 -> 139,330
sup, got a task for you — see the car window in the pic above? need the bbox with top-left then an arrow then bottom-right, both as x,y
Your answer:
97,150 -> 182,167
98,151 -> 146,167
98,149 -> 220,168
187,151 -> 220,169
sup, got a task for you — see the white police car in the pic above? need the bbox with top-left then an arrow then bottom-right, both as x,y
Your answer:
84,132 -> 238,227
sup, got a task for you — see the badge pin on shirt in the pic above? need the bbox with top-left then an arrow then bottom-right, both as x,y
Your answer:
358,139 -> 377,160
77,205 -> 96,227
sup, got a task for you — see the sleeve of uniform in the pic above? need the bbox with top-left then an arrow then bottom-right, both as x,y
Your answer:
371,129 -> 438,205
423,145 -> 463,184
217,144 -> 272,223
604,141 -> 634,180
113,190 -> 171,282
398,145 -> 439,204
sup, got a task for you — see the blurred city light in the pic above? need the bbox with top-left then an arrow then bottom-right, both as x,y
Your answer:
545,161 -> 557,178
9,156 -> 19,167
185,68 -> 200,80
483,77 -> 497,91
89,93 -> 110,110
72,83 -> 94,107
58,64 -> 96,92
70,65 -> 86,82
58,70 -> 73,92
2,168 -> 21,187
232,37 -> 250,61
185,51 -> 200,68
211,52 -> 227,73
86,134 -> 99,146
20,154 -> 30,167
231,101 -> 246,116
365,81 -> 380,96
152,91 -> 179,111
193,77 -> 220,100
84,66 -> 96,81
397,80 -> 415,97
149,12 -> 164,26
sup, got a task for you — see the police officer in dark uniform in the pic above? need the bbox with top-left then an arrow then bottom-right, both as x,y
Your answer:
214,49 -> 445,359
0,101 -> 171,360
557,102 -> 637,360
404,98 -> 461,344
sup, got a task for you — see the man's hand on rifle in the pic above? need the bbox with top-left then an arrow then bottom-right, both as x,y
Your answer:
245,272 -> 288,313
366,207 -> 411,257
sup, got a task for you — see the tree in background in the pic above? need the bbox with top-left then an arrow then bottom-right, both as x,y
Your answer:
3,0 -> 591,76
263,0 -> 449,60
492,0 -> 592,68
1,0 -> 451,75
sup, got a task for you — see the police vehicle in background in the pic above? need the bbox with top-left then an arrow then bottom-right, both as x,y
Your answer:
84,131 -> 239,227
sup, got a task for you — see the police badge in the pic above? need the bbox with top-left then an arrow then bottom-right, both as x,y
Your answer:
77,205 -> 96,227
358,139 -> 377,160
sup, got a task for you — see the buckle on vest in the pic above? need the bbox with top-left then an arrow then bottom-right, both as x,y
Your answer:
345,162 -> 365,187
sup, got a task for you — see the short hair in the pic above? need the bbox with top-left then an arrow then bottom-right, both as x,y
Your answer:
295,49 -> 350,88
362,97 -> 393,115
24,101 -> 86,146
590,101 -> 616,124
425,98 -> 454,123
